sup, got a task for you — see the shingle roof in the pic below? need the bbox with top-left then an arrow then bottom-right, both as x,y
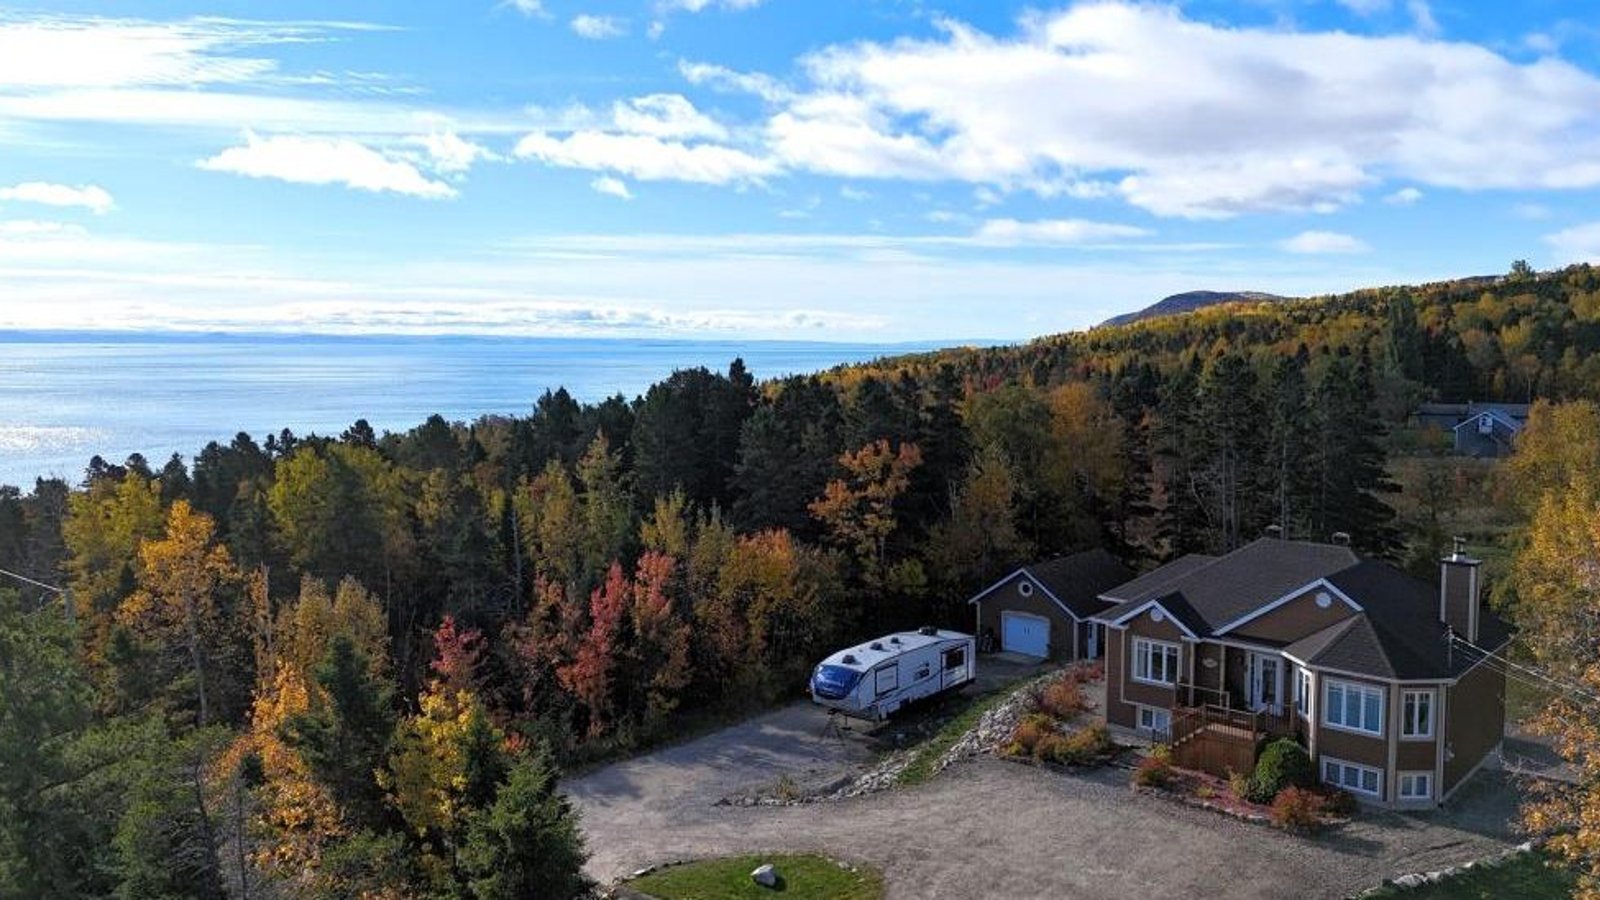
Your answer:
1100,539 -> 1514,681
1101,538 -> 1358,633
1023,549 -> 1136,618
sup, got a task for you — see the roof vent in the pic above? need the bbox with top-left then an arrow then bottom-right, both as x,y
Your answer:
841,654 -> 858,665
870,642 -> 885,651
918,625 -> 937,636
1265,524 -> 1283,539
889,636 -> 902,645
1331,531 -> 1351,547
1451,535 -> 1467,559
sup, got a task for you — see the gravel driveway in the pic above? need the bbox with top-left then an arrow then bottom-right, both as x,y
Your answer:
569,680 -> 1522,898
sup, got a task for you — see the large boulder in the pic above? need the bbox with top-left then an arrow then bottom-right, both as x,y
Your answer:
751,863 -> 778,888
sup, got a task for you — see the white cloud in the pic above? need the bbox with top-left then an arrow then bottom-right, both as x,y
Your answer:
839,186 -> 871,201
1408,1 -> 1439,35
591,176 -> 633,199
0,218 -> 87,236
733,3 -> 1600,217
0,182 -> 115,214
1545,222 -> 1600,262
974,218 -> 1152,245
612,94 -> 726,140
408,130 -> 497,175
1336,0 -> 1391,14
514,130 -> 776,185
678,60 -> 791,102
571,15 -> 627,39
198,132 -> 457,198
1385,187 -> 1424,205
659,0 -> 764,12
1514,202 -> 1551,220
504,0 -> 547,17
1279,230 -> 1371,254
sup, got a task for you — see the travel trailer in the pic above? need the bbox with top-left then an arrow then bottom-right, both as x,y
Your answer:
809,627 -> 976,720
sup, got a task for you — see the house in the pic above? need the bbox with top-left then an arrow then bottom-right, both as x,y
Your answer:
1413,402 -> 1530,457
1090,536 -> 1509,809
967,548 -> 1134,660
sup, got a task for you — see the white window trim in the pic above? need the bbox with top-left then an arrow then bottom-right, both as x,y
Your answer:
1401,689 -> 1435,740
1398,771 -> 1434,801
1136,704 -> 1171,735
1132,637 -> 1181,687
1322,755 -> 1384,799
1323,678 -> 1385,737
1296,668 -> 1314,722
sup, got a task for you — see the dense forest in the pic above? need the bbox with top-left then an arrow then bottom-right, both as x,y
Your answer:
3,262 -> 1599,898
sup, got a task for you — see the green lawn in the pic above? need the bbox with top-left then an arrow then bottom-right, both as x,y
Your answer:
1363,852 -> 1575,900
628,854 -> 884,900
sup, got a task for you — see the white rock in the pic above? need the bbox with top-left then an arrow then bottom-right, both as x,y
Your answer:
751,863 -> 778,887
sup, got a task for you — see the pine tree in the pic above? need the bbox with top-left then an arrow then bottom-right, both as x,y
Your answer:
1266,349 -> 1318,540
283,636 -> 396,831
1194,353 -> 1268,551
1310,353 -> 1401,555
458,746 -> 591,900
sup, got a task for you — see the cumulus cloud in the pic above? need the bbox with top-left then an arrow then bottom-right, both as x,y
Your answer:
1279,230 -> 1371,254
611,94 -> 726,140
0,181 -> 115,214
1545,222 -> 1600,262
198,132 -> 457,198
973,218 -> 1151,245
571,15 -> 627,39
1385,187 -> 1424,205
726,3 -> 1600,217
591,175 -> 633,199
407,130 -> 497,175
503,0 -> 547,17
659,0 -> 764,12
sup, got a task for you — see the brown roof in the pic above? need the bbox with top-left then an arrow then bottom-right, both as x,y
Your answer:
1020,548 -> 1136,618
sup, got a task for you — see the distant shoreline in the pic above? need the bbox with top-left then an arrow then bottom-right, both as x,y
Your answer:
0,329 -> 1005,349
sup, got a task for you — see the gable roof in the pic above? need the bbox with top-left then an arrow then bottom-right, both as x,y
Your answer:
1452,408 -> 1524,434
970,548 -> 1135,620
1099,538 -> 1359,634
1104,591 -> 1206,639
1322,559 -> 1512,679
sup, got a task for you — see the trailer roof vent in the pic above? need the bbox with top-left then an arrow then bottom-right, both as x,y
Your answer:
918,625 -> 937,636
870,642 -> 885,651
841,654 -> 858,665
889,636 -> 902,645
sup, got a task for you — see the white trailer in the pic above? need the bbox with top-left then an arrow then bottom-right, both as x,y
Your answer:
809,627 -> 976,721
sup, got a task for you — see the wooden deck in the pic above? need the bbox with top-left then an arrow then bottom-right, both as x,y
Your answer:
1167,704 -> 1301,778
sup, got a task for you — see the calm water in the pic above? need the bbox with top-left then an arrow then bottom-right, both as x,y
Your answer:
0,332 -> 948,488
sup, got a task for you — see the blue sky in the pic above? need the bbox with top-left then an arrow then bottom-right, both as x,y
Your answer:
3,0 -> 1600,342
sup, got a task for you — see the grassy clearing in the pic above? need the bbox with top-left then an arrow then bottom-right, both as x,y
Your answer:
628,854 -> 884,900
1362,851 -> 1575,900
895,683 -> 1019,786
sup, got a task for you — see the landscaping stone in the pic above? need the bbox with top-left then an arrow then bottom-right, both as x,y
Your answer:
751,863 -> 778,887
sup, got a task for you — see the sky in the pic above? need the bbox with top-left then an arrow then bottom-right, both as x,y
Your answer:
3,0 -> 1600,342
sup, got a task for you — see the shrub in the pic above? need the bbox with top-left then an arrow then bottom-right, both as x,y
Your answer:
1132,744 -> 1174,788
1319,787 -> 1357,817
1270,786 -> 1325,832
1040,724 -> 1112,766
1006,713 -> 1057,757
1038,676 -> 1088,720
1246,738 -> 1315,804
1227,767 -> 1251,803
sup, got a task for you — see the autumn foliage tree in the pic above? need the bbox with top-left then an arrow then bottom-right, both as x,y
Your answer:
810,440 -> 924,608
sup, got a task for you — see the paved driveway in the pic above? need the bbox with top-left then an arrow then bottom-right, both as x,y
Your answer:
569,673 -> 1521,899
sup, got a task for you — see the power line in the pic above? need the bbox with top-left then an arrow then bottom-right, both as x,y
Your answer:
1450,633 -> 1600,710
0,566 -> 73,624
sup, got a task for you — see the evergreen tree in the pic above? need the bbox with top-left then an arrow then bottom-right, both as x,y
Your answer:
1194,352 -> 1268,551
113,727 -> 229,900
1310,353 -> 1401,555
458,747 -> 591,900
284,636 -> 396,831
1266,349 -> 1318,540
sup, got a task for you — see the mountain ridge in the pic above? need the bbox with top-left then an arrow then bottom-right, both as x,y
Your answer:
1099,289 -> 1294,328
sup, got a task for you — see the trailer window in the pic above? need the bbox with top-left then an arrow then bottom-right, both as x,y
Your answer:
810,665 -> 861,700
875,665 -> 898,695
943,647 -> 966,670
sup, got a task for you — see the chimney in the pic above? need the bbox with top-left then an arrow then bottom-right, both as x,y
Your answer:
1331,531 -> 1351,547
1265,524 -> 1283,539
1440,537 -> 1482,643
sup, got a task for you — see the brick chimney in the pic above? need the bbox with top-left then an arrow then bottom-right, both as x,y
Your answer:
1440,537 -> 1482,643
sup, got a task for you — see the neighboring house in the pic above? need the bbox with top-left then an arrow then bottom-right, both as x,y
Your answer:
967,548 -> 1134,661
1414,402 -> 1530,457
1090,537 -> 1509,809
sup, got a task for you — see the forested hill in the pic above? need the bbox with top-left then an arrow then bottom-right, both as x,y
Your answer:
1098,289 -> 1293,328
2,261 -> 1597,898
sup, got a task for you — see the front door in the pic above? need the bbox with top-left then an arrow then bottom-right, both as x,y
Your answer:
1086,623 -> 1099,659
1250,653 -> 1281,714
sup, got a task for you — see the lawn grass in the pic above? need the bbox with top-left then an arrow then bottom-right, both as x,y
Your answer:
894,683 -> 1018,786
628,854 -> 884,900
1363,851 -> 1576,900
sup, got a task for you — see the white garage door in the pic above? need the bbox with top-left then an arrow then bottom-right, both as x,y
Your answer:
1001,611 -> 1049,658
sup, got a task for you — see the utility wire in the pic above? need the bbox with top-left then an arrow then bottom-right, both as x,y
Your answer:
0,566 -> 73,624
1449,634 -> 1600,710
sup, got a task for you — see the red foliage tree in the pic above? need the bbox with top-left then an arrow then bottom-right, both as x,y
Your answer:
557,563 -> 628,737
429,614 -> 486,697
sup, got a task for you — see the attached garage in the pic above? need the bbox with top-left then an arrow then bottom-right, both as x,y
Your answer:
1001,611 -> 1051,657
968,548 -> 1133,662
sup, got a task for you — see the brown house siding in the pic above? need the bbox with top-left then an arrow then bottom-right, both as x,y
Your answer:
1444,658 -> 1506,793
1106,628 -> 1135,728
1114,609 -> 1187,717
1315,672 -> 1393,797
1231,588 -> 1356,644
974,573 -> 1079,660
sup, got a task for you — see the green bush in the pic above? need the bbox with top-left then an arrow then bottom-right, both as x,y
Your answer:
1246,738 -> 1315,804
